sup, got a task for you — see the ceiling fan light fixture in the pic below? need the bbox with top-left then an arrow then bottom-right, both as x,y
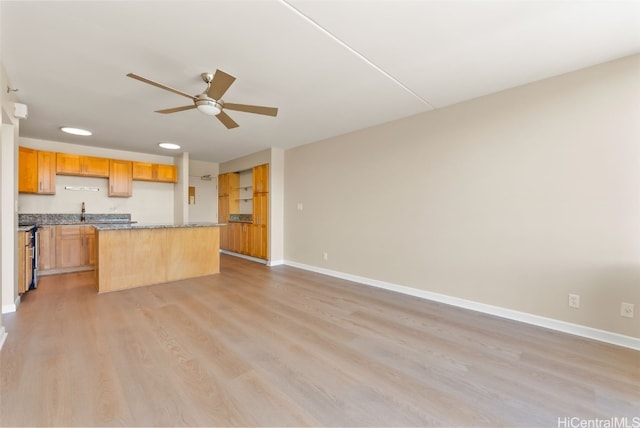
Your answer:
195,97 -> 222,116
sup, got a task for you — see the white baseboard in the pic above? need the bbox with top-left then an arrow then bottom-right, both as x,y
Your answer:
220,250 -> 268,265
267,259 -> 285,267
0,326 -> 7,351
1,295 -> 20,314
283,260 -> 640,351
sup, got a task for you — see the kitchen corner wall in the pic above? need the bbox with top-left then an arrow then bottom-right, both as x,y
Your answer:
284,54 -> 640,339
18,137 -> 178,224
188,159 -> 219,223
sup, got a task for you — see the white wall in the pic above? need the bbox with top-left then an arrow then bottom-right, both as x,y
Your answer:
1,61 -> 20,321
18,137 -> 177,224
188,159 -> 218,223
284,55 -> 640,339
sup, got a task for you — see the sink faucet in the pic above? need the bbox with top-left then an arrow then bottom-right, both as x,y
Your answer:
81,202 -> 86,222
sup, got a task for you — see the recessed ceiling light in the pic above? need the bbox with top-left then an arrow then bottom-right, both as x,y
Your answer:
60,127 -> 92,136
158,142 -> 180,150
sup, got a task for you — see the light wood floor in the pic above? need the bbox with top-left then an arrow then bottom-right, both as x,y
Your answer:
1,255 -> 638,427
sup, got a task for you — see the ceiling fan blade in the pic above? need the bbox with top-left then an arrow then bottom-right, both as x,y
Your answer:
216,111 -> 239,129
127,73 -> 194,100
223,103 -> 278,117
155,105 -> 196,114
207,69 -> 236,100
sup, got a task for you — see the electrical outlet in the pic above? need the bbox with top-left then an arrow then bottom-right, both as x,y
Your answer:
568,294 -> 580,309
621,302 -> 634,318
322,252 -> 328,261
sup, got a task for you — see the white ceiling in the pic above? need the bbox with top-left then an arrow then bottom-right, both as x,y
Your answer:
2,1 -> 639,163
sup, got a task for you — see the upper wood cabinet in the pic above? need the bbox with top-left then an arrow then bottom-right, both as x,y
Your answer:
253,164 -> 269,194
132,162 -> 177,183
218,172 -> 239,197
18,147 -> 56,194
108,160 -> 132,197
56,153 -> 109,177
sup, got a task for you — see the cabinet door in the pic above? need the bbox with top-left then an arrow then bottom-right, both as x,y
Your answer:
154,164 -> 177,183
218,173 -> 229,196
132,162 -> 154,181
38,226 -> 56,271
56,226 -> 84,268
18,147 -> 38,193
83,226 -> 96,266
218,196 -> 230,250
83,156 -> 110,177
240,223 -> 250,255
56,153 -> 83,175
109,160 -> 132,197
57,153 -> 109,177
250,194 -> 268,259
37,151 -> 57,194
253,164 -> 269,194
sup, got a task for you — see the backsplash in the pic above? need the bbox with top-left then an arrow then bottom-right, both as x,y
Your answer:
19,213 -> 132,226
228,213 -> 253,223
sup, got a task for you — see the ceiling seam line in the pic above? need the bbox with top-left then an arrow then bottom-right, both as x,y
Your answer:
279,0 -> 437,110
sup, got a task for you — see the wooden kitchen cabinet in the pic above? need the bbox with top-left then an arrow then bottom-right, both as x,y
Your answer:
37,226 -> 57,271
253,163 -> 269,194
218,172 -> 240,252
218,172 -> 239,199
218,195 -> 230,249
56,226 -> 84,268
132,162 -> 177,183
56,153 -> 109,177
229,222 -> 250,254
109,159 -> 132,197
250,193 -> 268,259
84,227 -> 96,266
55,225 -> 96,269
19,147 -> 56,194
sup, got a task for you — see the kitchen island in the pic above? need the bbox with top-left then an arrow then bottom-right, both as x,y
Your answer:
94,223 -> 223,293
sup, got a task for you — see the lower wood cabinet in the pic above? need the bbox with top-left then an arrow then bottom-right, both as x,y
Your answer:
37,226 -> 57,271
39,225 -> 96,274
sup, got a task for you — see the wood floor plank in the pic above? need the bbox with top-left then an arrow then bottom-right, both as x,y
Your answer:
1,254 -> 638,427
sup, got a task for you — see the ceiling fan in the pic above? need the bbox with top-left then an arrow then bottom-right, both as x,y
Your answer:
126,70 -> 278,129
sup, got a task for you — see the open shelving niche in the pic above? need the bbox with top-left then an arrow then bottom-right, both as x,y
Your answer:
236,169 -> 253,214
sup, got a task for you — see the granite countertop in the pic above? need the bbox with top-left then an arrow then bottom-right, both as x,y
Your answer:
93,222 -> 225,231
18,225 -> 35,232
19,213 -> 133,226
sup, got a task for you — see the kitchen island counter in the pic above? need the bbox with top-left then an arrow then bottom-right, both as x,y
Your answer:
95,223 -> 222,293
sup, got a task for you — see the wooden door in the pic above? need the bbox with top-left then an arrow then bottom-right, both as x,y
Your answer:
83,226 -> 96,266
37,226 -> 56,271
56,153 -> 83,175
18,147 -> 38,193
251,193 -> 268,259
132,162 -> 154,181
253,164 -> 269,193
37,151 -> 56,194
154,164 -> 177,182
109,160 -> 132,197
218,196 -> 230,250
56,226 -> 84,268
83,156 -> 110,177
